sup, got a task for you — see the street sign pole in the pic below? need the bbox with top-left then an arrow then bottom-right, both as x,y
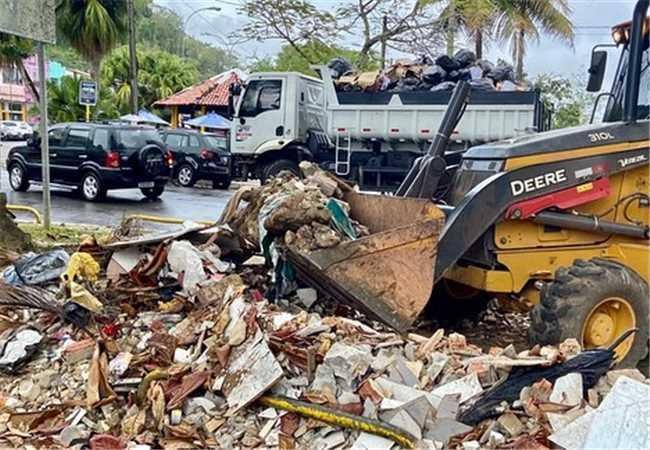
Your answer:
86,105 -> 90,123
36,42 -> 51,230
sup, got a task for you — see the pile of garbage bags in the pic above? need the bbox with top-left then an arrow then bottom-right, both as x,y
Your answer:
329,49 -> 526,93
0,164 -> 647,450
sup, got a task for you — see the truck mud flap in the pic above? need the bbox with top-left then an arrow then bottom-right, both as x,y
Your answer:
286,191 -> 444,332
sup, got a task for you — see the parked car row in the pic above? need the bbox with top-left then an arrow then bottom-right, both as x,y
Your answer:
5,122 -> 232,202
0,120 -> 33,140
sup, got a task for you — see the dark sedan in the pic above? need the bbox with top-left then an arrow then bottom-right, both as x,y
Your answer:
161,129 -> 232,189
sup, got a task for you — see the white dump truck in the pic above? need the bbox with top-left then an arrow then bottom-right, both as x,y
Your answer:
228,65 -> 550,189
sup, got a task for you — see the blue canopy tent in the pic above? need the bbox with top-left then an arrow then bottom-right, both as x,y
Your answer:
185,112 -> 231,130
138,109 -> 169,126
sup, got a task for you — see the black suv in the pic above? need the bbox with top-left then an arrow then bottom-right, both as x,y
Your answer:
6,123 -> 173,201
161,129 -> 232,189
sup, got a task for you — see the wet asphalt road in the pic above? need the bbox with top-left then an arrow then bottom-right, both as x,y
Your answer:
1,140 -> 236,226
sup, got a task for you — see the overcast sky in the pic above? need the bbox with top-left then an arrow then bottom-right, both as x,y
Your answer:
156,0 -> 638,82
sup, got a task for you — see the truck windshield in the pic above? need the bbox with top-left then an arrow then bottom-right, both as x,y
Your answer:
238,80 -> 282,117
116,129 -> 162,148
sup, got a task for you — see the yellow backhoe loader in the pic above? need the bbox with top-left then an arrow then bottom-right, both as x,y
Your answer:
287,0 -> 650,368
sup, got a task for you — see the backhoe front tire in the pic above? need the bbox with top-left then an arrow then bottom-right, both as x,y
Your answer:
529,258 -> 649,369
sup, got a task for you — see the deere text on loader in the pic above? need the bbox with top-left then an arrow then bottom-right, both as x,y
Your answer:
287,0 -> 650,369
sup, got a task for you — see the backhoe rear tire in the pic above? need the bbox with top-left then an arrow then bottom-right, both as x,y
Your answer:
529,258 -> 649,369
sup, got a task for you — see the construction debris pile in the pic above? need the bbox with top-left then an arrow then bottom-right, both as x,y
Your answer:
0,164 -> 647,450
329,50 -> 527,93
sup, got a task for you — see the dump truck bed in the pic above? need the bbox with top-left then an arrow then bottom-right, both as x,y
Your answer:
328,90 -> 548,144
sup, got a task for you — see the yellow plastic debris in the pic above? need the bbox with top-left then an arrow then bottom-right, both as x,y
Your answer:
63,252 -> 100,283
70,281 -> 104,314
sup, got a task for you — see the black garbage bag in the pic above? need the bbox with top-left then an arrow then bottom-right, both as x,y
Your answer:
447,69 -> 472,82
470,79 -> 495,91
328,57 -> 353,79
431,81 -> 456,91
435,54 -> 461,72
416,81 -> 433,90
476,59 -> 495,75
394,77 -> 421,92
488,60 -> 515,82
454,49 -> 476,68
415,54 -> 434,65
422,65 -> 447,85
458,348 -> 616,425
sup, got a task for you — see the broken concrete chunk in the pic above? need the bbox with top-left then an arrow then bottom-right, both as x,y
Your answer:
606,368 -> 646,385
431,373 -> 482,403
462,440 -> 480,450
423,418 -> 472,445
425,352 -> 449,385
497,412 -> 525,437
549,372 -> 583,407
296,288 -> 318,309
322,342 -> 371,389
549,376 -> 650,450
381,408 -> 422,440
351,432 -> 394,450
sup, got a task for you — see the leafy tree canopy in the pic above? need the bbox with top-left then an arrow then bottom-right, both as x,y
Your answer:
101,45 -> 198,114
534,72 -> 595,129
250,41 -> 379,75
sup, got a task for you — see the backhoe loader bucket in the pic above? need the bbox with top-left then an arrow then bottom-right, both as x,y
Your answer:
286,191 -> 444,332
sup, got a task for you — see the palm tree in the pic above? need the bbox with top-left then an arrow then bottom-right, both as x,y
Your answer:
0,33 -> 40,102
48,75 -> 119,122
55,0 -> 127,92
493,0 -> 574,81
453,0 -> 496,59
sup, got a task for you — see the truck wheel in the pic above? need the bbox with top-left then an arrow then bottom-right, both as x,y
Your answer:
176,164 -> 196,187
261,159 -> 299,184
8,163 -> 29,192
529,258 -> 649,369
141,184 -> 165,200
80,172 -> 106,202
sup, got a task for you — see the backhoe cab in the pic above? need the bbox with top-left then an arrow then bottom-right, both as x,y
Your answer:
287,0 -> 649,369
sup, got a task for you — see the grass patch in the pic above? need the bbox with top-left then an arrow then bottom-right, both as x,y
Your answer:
18,223 -> 112,250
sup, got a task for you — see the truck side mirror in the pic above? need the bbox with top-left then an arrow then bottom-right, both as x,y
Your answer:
229,83 -> 242,96
228,83 -> 242,118
587,50 -> 607,92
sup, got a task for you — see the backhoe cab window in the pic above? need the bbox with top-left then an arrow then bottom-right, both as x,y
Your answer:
637,49 -> 649,119
239,80 -> 281,117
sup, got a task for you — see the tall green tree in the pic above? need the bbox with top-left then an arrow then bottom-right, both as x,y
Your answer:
101,46 -> 198,113
55,0 -> 128,92
493,0 -> 574,81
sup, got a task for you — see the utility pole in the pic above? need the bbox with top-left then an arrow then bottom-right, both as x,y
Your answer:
380,15 -> 388,69
127,0 -> 138,114
37,43 -> 51,229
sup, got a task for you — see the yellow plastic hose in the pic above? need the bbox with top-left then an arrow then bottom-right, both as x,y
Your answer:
258,394 -> 417,449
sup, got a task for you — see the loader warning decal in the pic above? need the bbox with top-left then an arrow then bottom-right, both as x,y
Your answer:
510,169 -> 567,196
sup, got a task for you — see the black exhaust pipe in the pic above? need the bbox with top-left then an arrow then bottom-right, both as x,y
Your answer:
623,0 -> 649,123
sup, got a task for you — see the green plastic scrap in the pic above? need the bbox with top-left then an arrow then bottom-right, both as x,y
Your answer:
327,199 -> 356,240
